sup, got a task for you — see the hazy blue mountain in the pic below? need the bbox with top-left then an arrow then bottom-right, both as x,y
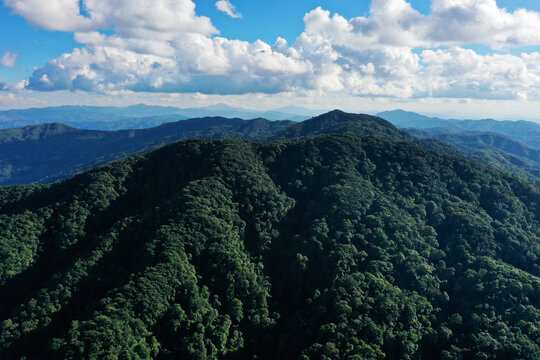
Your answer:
409,128 -> 540,162
409,128 -> 540,184
0,110 -> 411,186
2,110 -> 540,187
176,103 -> 313,122
0,104 -> 315,130
377,109 -> 540,149
0,117 -> 293,185
270,105 -> 325,116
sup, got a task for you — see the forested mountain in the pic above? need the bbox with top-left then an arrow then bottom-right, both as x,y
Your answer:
0,117 -> 293,185
409,129 -> 540,185
0,104 -> 313,130
0,129 -> 538,359
3,110 -> 540,187
275,110 -> 412,141
377,110 -> 540,149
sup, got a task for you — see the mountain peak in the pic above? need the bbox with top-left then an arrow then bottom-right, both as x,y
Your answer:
275,110 -> 411,140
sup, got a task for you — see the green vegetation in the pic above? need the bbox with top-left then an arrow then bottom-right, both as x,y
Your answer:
377,109 -> 540,149
275,110 -> 412,141
3,109 -> 540,189
0,117 -> 292,185
409,129 -> 540,185
0,128 -> 538,359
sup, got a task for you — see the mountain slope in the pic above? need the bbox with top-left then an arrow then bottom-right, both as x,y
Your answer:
3,110 -> 540,187
0,117 -> 293,185
275,109 -> 412,141
409,128 -> 540,184
377,110 -> 540,149
0,134 -> 538,359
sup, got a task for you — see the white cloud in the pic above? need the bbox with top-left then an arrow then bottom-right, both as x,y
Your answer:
302,0 -> 540,49
421,47 -> 540,100
0,52 -> 19,68
27,46 -> 179,92
6,0 -> 540,102
215,0 -> 242,19
27,39 -> 312,94
4,0 -> 216,35
4,0 -> 98,31
0,92 -> 47,108
12,79 -> 29,91
429,0 -> 540,48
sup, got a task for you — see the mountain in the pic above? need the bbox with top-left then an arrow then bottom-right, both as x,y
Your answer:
0,132 -> 538,359
171,104 -> 313,122
377,110 -> 540,149
268,105 -> 324,116
409,128 -> 540,184
275,109 -> 412,141
0,117 -> 293,185
0,110 -> 427,186
0,104 -> 315,131
0,105 -> 189,130
3,110 -> 540,187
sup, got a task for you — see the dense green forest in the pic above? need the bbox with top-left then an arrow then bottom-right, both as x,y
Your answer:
408,129 -> 540,185
0,117 -> 292,185
0,115 -> 538,359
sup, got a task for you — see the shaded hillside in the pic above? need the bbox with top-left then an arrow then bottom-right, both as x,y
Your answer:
377,110 -> 540,149
3,110 -> 540,187
0,117 -> 293,185
411,129 -> 540,162
409,129 -> 540,184
0,134 -> 538,359
0,110 -> 422,186
271,110 -> 540,184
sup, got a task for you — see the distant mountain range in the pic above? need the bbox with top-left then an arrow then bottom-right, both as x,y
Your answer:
2,109 -> 540,186
377,109 -> 540,149
375,110 -> 540,184
0,104 -> 320,130
0,117 -> 293,185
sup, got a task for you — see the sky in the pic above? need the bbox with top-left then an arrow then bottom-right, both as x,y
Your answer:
2,0 -> 540,120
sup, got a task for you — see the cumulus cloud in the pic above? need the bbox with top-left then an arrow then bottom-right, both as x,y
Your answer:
4,0 -> 216,35
0,82 -> 8,91
0,92 -> 47,108
421,48 -> 540,100
429,0 -> 540,48
215,0 -> 242,19
27,39 -> 311,94
6,0 -> 540,101
0,52 -> 19,68
302,0 -> 540,49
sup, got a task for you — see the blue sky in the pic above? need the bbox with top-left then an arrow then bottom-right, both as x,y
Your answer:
2,0 -> 540,120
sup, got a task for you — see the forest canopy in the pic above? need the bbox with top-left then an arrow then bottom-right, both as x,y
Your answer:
0,113 -> 538,359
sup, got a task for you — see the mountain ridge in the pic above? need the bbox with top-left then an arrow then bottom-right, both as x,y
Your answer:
377,109 -> 540,149
0,116 -> 293,185
2,110 -> 540,186
0,132 -> 538,359
0,104 -> 318,130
